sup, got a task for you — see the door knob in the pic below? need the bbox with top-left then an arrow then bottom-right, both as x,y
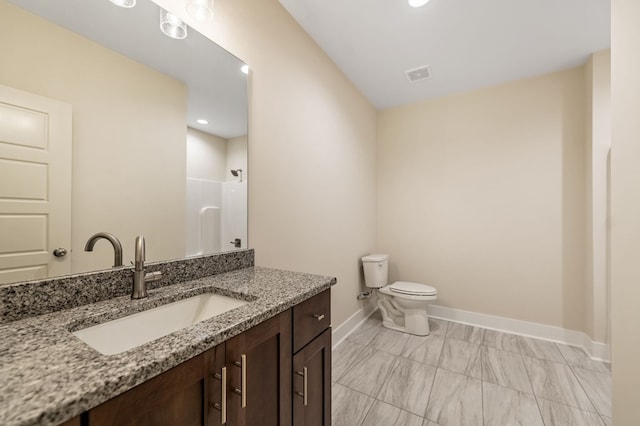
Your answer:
53,248 -> 67,257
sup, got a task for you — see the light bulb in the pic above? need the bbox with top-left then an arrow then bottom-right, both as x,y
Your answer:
408,0 -> 431,7
186,0 -> 214,22
160,9 -> 188,40
109,0 -> 136,8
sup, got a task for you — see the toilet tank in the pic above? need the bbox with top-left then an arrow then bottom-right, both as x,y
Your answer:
361,254 -> 389,288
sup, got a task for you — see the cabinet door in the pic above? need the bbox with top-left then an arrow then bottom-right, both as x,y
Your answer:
225,310 -> 292,426
205,343 -> 226,426
293,328 -> 331,426
88,354 -> 205,426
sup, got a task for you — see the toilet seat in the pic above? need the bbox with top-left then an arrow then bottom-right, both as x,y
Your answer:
378,281 -> 437,301
389,281 -> 437,296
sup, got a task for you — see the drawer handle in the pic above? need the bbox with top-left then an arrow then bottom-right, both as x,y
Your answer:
212,367 -> 227,424
313,314 -> 325,321
233,354 -> 247,408
295,367 -> 308,406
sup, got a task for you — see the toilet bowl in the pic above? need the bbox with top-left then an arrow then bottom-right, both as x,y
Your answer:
362,254 -> 438,336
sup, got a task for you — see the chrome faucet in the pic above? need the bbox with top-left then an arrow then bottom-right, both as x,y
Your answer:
132,235 -> 162,299
84,232 -> 123,267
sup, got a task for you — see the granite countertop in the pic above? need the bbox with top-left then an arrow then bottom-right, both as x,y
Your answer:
0,266 -> 335,426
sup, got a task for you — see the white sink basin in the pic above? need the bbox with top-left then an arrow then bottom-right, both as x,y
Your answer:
72,293 -> 248,355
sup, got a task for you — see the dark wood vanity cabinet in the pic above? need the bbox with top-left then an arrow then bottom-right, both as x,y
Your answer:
223,310 -> 292,426
293,329 -> 331,426
84,289 -> 331,426
88,353 -> 206,426
86,311 -> 293,426
59,417 -> 81,426
292,290 -> 332,426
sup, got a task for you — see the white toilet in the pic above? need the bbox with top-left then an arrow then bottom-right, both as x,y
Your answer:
362,254 -> 437,336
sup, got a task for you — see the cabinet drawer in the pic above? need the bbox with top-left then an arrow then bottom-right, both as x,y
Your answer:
293,289 -> 331,353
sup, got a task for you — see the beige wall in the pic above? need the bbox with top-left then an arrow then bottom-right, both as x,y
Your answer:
187,127 -> 228,182
611,0 -> 640,422
377,68 -> 587,332
156,0 -> 378,327
0,2 -> 187,273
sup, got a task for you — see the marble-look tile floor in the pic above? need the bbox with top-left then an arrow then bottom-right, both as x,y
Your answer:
332,312 -> 611,426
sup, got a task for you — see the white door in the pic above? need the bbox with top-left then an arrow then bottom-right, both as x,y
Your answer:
0,84 -> 72,284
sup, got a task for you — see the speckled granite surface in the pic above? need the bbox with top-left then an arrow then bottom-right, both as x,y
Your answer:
0,266 -> 335,426
0,249 -> 254,324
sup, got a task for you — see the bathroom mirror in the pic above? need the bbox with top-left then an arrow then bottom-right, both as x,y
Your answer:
0,0 -> 248,285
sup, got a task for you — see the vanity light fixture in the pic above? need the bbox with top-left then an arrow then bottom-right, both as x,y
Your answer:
196,119 -> 209,124
160,8 -> 188,39
109,0 -> 136,8
408,0 -> 431,7
241,64 -> 249,75
186,0 -> 214,22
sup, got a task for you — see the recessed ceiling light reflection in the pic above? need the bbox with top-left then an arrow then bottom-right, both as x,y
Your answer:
109,0 -> 136,8
160,9 -> 188,40
197,119 -> 209,125
186,0 -> 214,22
241,64 -> 249,75
408,0 -> 431,7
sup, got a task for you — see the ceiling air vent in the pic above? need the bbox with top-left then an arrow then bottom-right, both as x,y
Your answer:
405,65 -> 432,82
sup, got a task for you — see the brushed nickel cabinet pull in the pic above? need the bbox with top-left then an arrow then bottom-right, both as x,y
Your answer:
220,366 -> 227,423
313,314 -> 325,321
233,354 -> 247,408
212,366 -> 227,424
295,367 -> 308,406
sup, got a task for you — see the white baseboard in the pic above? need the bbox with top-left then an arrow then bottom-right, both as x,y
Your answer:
428,305 -> 610,362
332,305 -> 376,350
332,304 -> 610,362
590,342 -> 611,362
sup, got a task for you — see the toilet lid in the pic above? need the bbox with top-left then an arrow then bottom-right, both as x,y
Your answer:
390,281 -> 437,296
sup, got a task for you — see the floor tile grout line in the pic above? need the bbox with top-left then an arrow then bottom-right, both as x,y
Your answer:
554,341 -> 572,365
482,379 -> 537,396
481,344 -> 538,394
435,333 -> 448,370
554,342 -> 611,375
332,380 -> 378,425
480,360 -> 485,426
521,350 -> 547,425
376,356 -> 439,418
356,395 -> 376,426
419,359 -> 439,421
372,355 -> 402,400
480,350 -> 537,396
339,356 -> 433,422
369,396 -> 427,421
535,394 -> 610,420
535,394 -> 601,415
567,362 -> 606,417
332,341 -> 368,383
523,355 -> 601,414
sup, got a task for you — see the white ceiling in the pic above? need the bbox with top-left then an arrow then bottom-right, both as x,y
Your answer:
279,0 -> 611,110
7,0 -> 248,138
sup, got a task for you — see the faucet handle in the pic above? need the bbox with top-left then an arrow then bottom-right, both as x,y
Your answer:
145,271 -> 162,282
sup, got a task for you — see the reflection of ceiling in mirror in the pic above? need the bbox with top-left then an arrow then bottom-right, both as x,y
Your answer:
7,0 -> 247,138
